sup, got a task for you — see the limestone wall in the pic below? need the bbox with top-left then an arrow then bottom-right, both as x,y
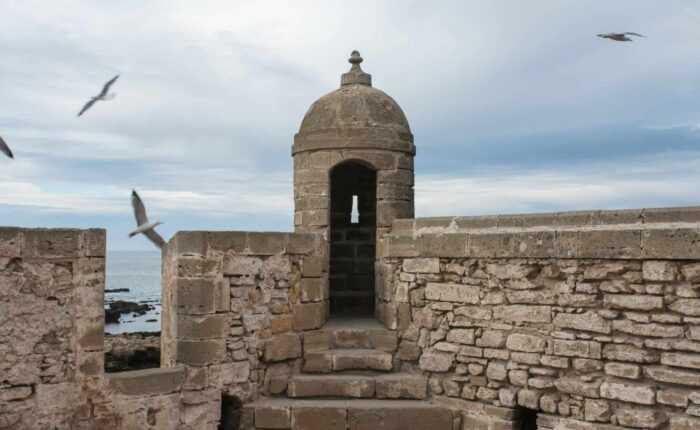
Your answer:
0,228 -> 221,429
161,231 -> 327,404
378,207 -> 700,429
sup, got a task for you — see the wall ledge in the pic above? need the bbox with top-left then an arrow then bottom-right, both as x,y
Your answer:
106,366 -> 186,397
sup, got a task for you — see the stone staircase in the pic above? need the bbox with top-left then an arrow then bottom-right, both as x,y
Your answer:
242,321 -> 457,430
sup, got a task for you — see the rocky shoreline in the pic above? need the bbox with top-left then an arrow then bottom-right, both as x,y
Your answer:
104,331 -> 161,373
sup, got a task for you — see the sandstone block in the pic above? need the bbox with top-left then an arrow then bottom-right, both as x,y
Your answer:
506,333 -> 546,352
347,404 -> 452,430
174,278 -> 216,314
255,404 -> 290,429
669,299 -> 700,316
616,319 -> 685,337
517,389 -> 541,409
383,235 -> 419,257
670,415 -> 700,430
644,366 -> 700,386
292,303 -> 326,331
107,366 -> 186,396
584,399 -> 611,422
376,374 -> 427,399
681,263 -> 700,282
419,234 -> 468,257
171,231 -> 209,255
425,283 -> 479,303
288,375 -> 374,398
468,233 -> 514,258
301,256 -> 324,277
292,406 -> 346,430
301,278 -> 325,302
553,340 -> 601,359
579,229 -> 641,259
604,362 -> 641,379
247,232 -> 287,255
223,255 -> 262,276
553,311 -> 611,334
657,388 -> 689,407
615,407 -> 667,429
486,362 -> 508,381
600,381 -> 655,405
264,333 -> 302,362
603,344 -> 659,363
604,294 -> 664,311
446,329 -> 476,345
403,258 -> 440,273
493,305 -> 551,323
553,376 -> 601,397
174,339 -> 225,366
419,351 -> 454,372
642,260 -> 678,281
477,330 -> 507,348
506,289 -> 556,304
642,228 -> 700,260
176,314 -> 228,339
0,227 -> 21,256
22,228 -> 82,258
209,231 -> 246,252
660,352 -> 700,370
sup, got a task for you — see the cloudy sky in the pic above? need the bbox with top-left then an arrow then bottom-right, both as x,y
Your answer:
1,1 -> 699,250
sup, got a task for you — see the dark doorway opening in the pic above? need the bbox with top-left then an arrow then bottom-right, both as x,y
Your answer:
330,161 -> 377,316
219,393 -> 242,430
515,407 -> 538,430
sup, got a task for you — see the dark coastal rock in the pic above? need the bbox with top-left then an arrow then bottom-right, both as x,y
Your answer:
105,288 -> 130,293
104,300 -> 154,324
104,332 -> 160,373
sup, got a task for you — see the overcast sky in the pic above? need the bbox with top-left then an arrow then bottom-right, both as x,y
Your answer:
1,1 -> 699,250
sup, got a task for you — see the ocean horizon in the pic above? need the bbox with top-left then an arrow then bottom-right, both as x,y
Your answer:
104,250 -> 162,334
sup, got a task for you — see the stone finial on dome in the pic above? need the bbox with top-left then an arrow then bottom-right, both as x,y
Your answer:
341,50 -> 372,87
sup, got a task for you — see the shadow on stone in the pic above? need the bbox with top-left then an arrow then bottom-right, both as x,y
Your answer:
515,406 -> 538,430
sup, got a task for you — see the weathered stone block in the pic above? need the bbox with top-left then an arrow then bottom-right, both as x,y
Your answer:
604,362 -> 641,379
615,407 -> 667,429
208,231 -> 246,252
642,260 -> 678,281
670,415 -> 700,430
287,233 -> 318,255
513,231 -> 556,258
264,333 -> 302,362
292,302 -> 326,331
174,278 -> 216,314
383,235 -> 419,257
584,399 -> 611,422
612,320 -> 684,338
288,375 -> 375,398
0,227 -> 21,257
579,229 -> 642,259
419,351 -> 454,372
347,404 -> 452,430
376,374 -> 427,399
446,329 -> 476,345
603,343 -> 660,363
669,299 -> 700,316
553,311 -> 611,334
292,406 -> 346,430
301,277 -> 325,302
604,294 -> 664,311
302,256 -> 324,277
247,232 -> 287,255
174,339 -> 225,366
171,231 -> 208,255
493,305 -> 551,323
419,234 -> 468,257
22,228 -> 82,258
107,366 -> 186,396
425,283 -> 479,303
506,333 -> 546,352
403,258 -> 439,273
255,404 -> 291,429
552,340 -> 601,359
176,314 -> 228,339
553,376 -> 601,398
600,381 -> 655,404
644,366 -> 700,386
642,228 -> 700,260
468,233 -> 513,258
660,352 -> 700,370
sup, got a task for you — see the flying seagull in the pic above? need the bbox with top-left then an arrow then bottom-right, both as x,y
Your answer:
129,189 -> 166,250
77,75 -> 119,117
0,136 -> 13,159
598,32 -> 646,42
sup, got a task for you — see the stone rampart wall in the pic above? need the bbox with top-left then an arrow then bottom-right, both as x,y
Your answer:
378,208 -> 700,429
1,228 -> 233,429
161,231 -> 327,405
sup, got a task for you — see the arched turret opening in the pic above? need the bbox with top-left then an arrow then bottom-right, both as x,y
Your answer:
329,161 -> 377,316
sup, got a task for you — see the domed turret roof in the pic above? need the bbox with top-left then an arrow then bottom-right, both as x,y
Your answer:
297,51 -> 411,135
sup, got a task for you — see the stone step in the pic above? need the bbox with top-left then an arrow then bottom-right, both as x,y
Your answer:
303,327 -> 397,352
242,398 -> 456,430
304,349 -> 394,372
286,373 -> 427,400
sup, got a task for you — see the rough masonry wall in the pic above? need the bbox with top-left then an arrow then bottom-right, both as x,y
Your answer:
379,209 -> 700,430
162,231 -> 327,406
0,227 -> 223,430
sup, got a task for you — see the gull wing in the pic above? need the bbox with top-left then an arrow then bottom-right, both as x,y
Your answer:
100,75 -> 120,97
625,32 -> 645,37
77,97 -> 99,117
143,228 -> 166,250
131,190 -> 149,226
0,136 -> 13,159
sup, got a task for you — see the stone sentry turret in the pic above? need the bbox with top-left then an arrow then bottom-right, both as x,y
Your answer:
292,51 -> 415,317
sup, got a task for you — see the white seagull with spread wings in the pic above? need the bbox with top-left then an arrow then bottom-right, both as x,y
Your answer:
598,32 -> 646,42
0,136 -> 13,159
129,190 -> 166,250
78,75 -> 120,117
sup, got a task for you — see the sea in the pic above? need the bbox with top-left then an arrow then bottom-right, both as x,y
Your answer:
104,251 -> 162,334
